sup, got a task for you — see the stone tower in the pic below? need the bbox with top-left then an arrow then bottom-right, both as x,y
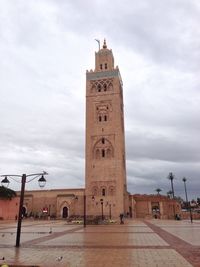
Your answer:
85,40 -> 127,219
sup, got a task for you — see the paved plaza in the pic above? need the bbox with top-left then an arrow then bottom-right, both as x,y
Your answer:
0,219 -> 200,267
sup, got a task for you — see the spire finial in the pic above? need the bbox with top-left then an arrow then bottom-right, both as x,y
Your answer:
103,39 -> 107,49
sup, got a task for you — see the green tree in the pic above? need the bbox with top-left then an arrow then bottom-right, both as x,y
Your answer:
0,186 -> 16,200
167,172 -> 175,198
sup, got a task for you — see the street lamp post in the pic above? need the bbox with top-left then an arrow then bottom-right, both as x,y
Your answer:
1,171 -> 47,247
82,194 -> 95,228
16,174 -> 26,247
100,198 -> 104,220
182,177 -> 193,223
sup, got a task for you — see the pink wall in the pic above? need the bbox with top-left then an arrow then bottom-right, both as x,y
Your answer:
181,211 -> 200,220
0,197 -> 19,220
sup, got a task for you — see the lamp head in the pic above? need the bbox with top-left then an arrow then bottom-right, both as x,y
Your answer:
1,176 -> 10,187
38,175 -> 46,188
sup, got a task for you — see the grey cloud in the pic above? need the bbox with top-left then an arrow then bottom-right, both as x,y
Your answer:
127,159 -> 200,199
126,130 -> 200,163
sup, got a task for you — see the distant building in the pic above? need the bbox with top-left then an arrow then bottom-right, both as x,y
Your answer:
130,194 -> 181,219
13,40 -> 180,221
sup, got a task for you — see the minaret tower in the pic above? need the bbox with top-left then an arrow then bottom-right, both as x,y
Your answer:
85,40 -> 127,218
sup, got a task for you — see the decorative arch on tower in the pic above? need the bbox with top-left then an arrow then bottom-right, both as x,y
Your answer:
92,186 -> 99,196
97,107 -> 109,122
108,185 -> 116,196
93,137 -> 114,159
100,186 -> 107,196
90,79 -> 113,94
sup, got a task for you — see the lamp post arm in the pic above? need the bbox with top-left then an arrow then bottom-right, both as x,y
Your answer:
1,172 -> 47,178
26,172 -> 48,177
1,175 -> 22,177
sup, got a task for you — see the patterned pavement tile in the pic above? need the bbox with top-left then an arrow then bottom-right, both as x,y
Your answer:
0,219 -> 198,267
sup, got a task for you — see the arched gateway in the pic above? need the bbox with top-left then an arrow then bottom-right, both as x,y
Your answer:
62,206 -> 68,218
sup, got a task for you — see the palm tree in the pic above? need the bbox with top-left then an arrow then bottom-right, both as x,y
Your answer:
0,186 -> 16,200
167,172 -> 175,198
155,188 -> 162,195
167,172 -> 176,219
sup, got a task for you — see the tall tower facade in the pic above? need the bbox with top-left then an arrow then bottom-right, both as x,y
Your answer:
85,40 -> 127,218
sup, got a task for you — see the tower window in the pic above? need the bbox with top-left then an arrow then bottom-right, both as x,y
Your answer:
100,64 -> 102,70
102,138 -> 105,144
105,63 -> 107,69
99,116 -> 102,122
102,188 -> 106,196
104,115 -> 107,121
102,149 -> 105,157
103,84 -> 107,91
98,84 -> 101,92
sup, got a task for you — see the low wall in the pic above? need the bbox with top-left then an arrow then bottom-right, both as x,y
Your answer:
181,211 -> 200,220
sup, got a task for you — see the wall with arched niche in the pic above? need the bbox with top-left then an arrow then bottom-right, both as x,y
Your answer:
90,79 -> 113,94
93,137 -> 114,159
91,185 -> 116,197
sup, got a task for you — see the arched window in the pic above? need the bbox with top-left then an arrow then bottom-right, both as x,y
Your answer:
91,79 -> 113,94
98,112 -> 108,123
105,63 -> 107,69
102,188 -> 106,196
93,138 -> 114,159
98,84 -> 101,92
100,64 -> 102,70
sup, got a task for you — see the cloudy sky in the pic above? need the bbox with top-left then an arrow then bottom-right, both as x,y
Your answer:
0,0 -> 199,200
